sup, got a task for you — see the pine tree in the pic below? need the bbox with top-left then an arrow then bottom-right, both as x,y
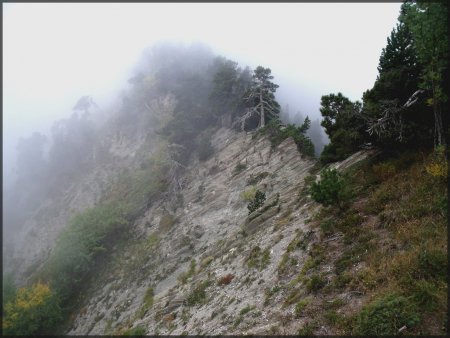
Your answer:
401,1 -> 448,147
236,66 -> 280,130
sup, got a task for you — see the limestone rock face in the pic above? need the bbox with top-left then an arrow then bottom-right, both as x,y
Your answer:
67,128 -> 318,335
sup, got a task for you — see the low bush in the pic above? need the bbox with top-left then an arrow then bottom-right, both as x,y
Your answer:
2,282 -> 62,335
137,287 -> 154,318
123,325 -> 146,336
246,246 -> 271,270
416,248 -> 447,280
294,299 -> 309,317
310,168 -> 349,208
43,203 -> 127,300
185,280 -> 211,306
305,274 -> 326,293
233,162 -> 247,175
247,190 -> 266,214
356,293 -> 420,335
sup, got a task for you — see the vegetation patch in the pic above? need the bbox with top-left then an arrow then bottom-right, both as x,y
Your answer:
240,186 -> 257,202
246,172 -> 269,186
305,273 -> 327,293
123,325 -> 146,336
246,246 -> 271,270
294,298 -> 309,318
137,287 -> 154,319
178,259 -> 197,284
310,168 -> 350,208
356,293 -> 420,335
2,282 -> 62,336
217,274 -> 235,286
185,280 -> 212,306
247,190 -> 266,214
263,285 -> 282,306
233,162 -> 247,175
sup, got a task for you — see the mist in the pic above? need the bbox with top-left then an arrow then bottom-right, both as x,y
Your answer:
3,2 -> 401,186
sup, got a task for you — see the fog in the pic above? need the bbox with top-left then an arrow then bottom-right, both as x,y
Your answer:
3,3 -> 401,186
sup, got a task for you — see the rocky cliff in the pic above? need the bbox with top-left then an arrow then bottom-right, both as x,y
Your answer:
66,127 -> 322,335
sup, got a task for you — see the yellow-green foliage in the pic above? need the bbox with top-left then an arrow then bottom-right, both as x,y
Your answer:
2,282 -> 62,335
425,145 -> 447,178
241,186 -> 257,201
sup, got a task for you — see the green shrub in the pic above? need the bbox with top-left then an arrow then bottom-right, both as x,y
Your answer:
262,118 -> 315,156
247,190 -> 266,214
356,293 -> 420,335
123,325 -> 146,336
410,279 -> 442,312
234,162 -> 247,174
44,203 -> 127,300
320,219 -> 335,236
310,168 -> 348,207
416,248 -> 447,280
294,299 -> 309,317
2,282 -> 62,335
137,287 -> 154,318
246,246 -> 271,270
185,280 -> 211,306
305,274 -> 326,293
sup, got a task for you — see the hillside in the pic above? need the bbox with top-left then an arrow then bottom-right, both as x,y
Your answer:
3,3 -> 448,333
57,129 -> 445,336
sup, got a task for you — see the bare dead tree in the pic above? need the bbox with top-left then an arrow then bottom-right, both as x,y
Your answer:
366,89 -> 424,142
164,144 -> 187,208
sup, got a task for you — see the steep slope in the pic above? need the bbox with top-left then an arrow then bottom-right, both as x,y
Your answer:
4,115 -> 160,287
67,127 -> 318,335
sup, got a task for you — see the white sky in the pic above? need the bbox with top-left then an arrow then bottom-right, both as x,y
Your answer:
3,2 -> 401,180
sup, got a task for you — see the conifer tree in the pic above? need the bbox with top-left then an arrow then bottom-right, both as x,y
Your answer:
237,66 -> 280,130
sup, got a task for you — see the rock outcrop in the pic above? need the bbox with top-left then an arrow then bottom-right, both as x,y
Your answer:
67,127 -> 317,335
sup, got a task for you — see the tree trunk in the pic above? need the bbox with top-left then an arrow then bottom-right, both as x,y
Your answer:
259,90 -> 265,128
432,79 -> 445,147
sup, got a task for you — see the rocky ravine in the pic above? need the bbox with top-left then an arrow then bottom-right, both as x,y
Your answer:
67,127 -> 325,335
